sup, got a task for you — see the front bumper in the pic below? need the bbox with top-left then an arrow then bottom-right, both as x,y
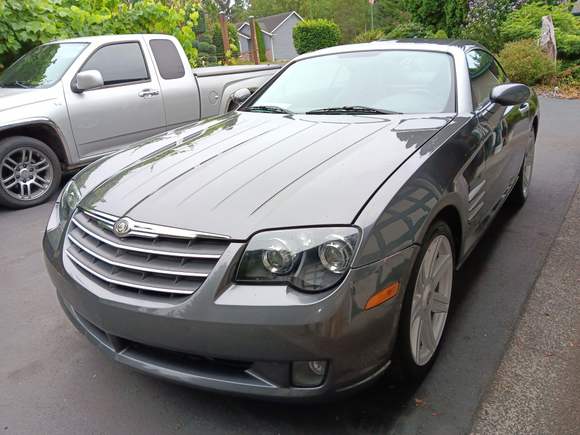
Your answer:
44,220 -> 417,399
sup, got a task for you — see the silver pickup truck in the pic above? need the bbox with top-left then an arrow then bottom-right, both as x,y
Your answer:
0,34 -> 280,208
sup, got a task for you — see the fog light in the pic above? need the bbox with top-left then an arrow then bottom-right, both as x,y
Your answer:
291,360 -> 328,387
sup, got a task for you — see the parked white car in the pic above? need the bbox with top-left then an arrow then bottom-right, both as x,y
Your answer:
0,34 -> 280,208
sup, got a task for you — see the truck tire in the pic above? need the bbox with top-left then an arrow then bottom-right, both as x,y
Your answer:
0,136 -> 62,209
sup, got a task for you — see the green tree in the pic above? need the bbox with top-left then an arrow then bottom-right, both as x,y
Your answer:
0,0 -> 201,69
444,0 -> 468,37
404,0 -> 445,30
375,0 -> 412,35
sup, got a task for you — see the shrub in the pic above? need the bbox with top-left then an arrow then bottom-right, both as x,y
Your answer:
198,34 -> 212,44
293,19 -> 341,54
502,2 -> 580,60
434,29 -> 449,39
353,29 -> 385,44
255,22 -> 267,62
499,39 -> 556,85
198,41 -> 212,53
385,22 -> 434,39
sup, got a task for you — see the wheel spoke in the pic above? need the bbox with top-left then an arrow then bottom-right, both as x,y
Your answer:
3,179 -> 17,189
420,310 -> 437,352
4,156 -> 19,168
426,237 -> 441,278
35,175 -> 49,185
430,292 -> 450,313
1,174 -> 15,184
431,253 -> 452,286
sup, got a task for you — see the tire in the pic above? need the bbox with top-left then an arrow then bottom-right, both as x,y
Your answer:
508,129 -> 535,208
395,221 -> 455,381
0,136 -> 62,209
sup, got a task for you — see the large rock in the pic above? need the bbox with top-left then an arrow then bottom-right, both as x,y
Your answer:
539,15 -> 557,61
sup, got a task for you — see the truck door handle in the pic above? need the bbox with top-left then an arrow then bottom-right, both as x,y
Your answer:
519,102 -> 530,113
138,89 -> 160,98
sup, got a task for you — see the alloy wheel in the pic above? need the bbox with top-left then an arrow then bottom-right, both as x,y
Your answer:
409,234 -> 454,366
522,145 -> 534,199
0,147 -> 53,201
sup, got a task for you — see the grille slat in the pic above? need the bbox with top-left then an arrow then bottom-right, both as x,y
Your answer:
65,210 -> 229,297
71,213 -> 225,259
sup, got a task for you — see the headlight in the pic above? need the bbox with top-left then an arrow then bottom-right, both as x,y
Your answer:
59,179 -> 81,222
236,227 -> 360,292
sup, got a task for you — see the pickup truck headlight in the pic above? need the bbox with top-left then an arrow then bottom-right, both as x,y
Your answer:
236,227 -> 360,292
59,179 -> 81,222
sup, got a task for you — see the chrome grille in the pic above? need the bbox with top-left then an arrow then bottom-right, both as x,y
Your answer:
65,209 -> 230,297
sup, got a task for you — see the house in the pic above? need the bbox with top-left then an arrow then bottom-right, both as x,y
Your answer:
238,11 -> 303,61
573,0 -> 580,16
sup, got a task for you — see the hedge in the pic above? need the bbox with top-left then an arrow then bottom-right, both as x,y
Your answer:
292,19 -> 341,54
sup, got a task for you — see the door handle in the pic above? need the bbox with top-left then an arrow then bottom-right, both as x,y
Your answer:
138,89 -> 160,98
519,102 -> 530,113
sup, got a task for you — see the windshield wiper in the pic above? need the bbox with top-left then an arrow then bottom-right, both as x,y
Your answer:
244,105 -> 294,115
305,106 -> 401,115
0,80 -> 31,89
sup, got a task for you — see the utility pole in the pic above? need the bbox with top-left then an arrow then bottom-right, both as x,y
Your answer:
249,16 -> 260,65
369,0 -> 375,31
219,12 -> 231,64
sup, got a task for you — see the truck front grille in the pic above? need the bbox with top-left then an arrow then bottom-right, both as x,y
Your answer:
64,209 -> 229,297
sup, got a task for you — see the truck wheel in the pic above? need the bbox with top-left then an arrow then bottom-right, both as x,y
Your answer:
0,136 -> 62,209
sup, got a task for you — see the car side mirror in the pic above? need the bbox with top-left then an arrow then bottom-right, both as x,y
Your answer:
232,88 -> 252,105
73,70 -> 104,93
490,83 -> 530,106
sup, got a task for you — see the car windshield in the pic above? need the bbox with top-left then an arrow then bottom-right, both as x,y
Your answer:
245,50 -> 456,114
0,42 -> 88,89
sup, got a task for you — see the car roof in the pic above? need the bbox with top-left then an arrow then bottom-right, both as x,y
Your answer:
296,38 -> 487,61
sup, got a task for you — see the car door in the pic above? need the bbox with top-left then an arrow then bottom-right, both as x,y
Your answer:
466,49 -> 525,226
65,40 -> 166,159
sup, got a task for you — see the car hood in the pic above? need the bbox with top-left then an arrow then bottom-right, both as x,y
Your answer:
0,87 -> 59,113
79,111 -> 453,239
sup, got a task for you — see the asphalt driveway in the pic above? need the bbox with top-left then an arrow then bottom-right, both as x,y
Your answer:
1,97 -> 579,435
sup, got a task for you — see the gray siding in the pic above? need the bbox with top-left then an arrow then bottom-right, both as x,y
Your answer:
271,15 -> 300,60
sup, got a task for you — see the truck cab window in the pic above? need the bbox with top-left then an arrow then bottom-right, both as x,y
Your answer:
82,42 -> 149,86
149,39 -> 185,80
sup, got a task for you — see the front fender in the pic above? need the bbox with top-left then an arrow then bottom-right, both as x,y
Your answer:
353,115 -> 476,268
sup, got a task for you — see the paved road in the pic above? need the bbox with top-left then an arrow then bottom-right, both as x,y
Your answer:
1,98 -> 579,435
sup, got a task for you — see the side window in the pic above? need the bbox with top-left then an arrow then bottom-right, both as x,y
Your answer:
466,50 -> 503,108
81,42 -> 149,87
149,39 -> 185,80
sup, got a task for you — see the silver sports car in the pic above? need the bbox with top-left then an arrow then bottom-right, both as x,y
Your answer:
44,39 -> 539,399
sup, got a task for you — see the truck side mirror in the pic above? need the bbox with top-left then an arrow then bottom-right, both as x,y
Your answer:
490,83 -> 530,106
73,70 -> 104,93
232,88 -> 252,105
